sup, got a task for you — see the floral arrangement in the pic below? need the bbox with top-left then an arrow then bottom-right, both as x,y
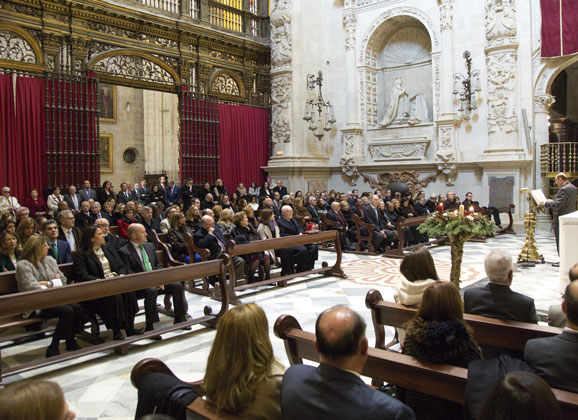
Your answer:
418,207 -> 498,286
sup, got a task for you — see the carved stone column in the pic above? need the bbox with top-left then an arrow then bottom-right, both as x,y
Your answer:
483,0 -> 524,159
533,94 -> 555,183
435,0 -> 458,185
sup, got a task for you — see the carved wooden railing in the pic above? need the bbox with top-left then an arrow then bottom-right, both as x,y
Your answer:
541,142 -> 578,176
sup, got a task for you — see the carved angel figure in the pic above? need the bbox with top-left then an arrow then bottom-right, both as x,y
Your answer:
380,77 -> 409,126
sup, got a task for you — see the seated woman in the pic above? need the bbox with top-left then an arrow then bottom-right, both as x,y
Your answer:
73,226 -> 140,340
185,205 -> 201,233
135,303 -> 285,420
399,198 -> 415,218
167,211 -> 192,263
244,204 -> 259,229
102,201 -> 114,220
16,217 -> 37,248
248,195 -> 259,211
97,181 -> 115,205
401,282 -> 482,420
230,192 -> 239,209
111,203 -> 126,226
0,379 -> 76,420
46,186 -> 64,217
117,207 -> 136,239
16,235 -> 83,357
236,182 -> 247,198
212,178 -> 228,201
248,181 -> 259,197
217,208 -> 234,235
149,184 -> 164,205
256,208 -> 281,267
236,197 -> 248,213
293,197 -> 315,231
0,231 -> 20,272
232,211 -> 270,282
1,220 -> 16,235
23,189 -> 48,218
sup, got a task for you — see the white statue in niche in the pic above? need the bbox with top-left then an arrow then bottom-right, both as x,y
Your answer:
380,77 -> 430,127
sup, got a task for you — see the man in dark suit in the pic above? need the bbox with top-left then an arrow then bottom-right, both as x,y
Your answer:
326,201 -> 350,250
277,205 -> 318,272
539,172 -> 578,256
306,196 -> 321,224
425,193 -> 438,213
116,182 -> 133,205
138,179 -> 150,204
363,195 -> 394,252
200,193 -> 214,211
272,180 -> 288,197
413,196 -> 432,216
119,223 -> 189,339
79,180 -> 97,202
90,202 -> 110,223
64,185 -> 82,212
75,201 -> 94,228
194,215 -> 244,284
57,210 -> 82,252
464,249 -> 538,323
136,206 -> 161,242
524,281 -> 578,393
181,178 -> 198,212
443,191 -> 459,211
165,180 -> 181,207
95,218 -> 127,251
43,220 -> 72,264
281,305 -> 415,420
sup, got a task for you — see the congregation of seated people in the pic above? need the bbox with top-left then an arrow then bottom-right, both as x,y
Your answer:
1,178 -> 575,420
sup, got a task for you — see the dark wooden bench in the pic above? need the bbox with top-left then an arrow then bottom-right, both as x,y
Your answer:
352,214 -> 376,253
364,289 -> 561,353
224,230 -> 346,303
273,314 -> 578,419
318,213 -> 341,250
479,203 -> 516,234
384,216 -> 448,258
0,260 -> 229,384
183,232 -> 217,297
109,225 -> 119,236
131,358 -> 244,420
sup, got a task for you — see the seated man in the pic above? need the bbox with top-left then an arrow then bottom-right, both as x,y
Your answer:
549,263 -> 578,327
443,191 -> 459,211
0,186 -> 21,215
57,210 -> 82,252
413,196 -> 432,215
193,215 -> 244,285
95,218 -> 126,251
160,205 -> 179,234
326,201 -> 350,250
75,201 -> 94,228
425,193 -> 438,213
90,202 -> 110,223
464,249 -> 538,323
136,206 -> 161,242
525,281 -> 578,393
306,196 -> 321,224
119,223 -> 189,339
200,193 -> 214,211
43,220 -> 72,264
462,192 -> 501,227
281,305 -> 415,420
277,205 -> 318,272
362,195 -> 395,252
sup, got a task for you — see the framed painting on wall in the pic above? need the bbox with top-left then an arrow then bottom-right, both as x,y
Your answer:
99,133 -> 113,173
98,83 -> 116,122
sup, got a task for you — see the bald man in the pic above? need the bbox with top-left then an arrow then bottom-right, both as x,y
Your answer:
281,306 -> 415,420
525,280 -> 578,393
549,264 -> 578,328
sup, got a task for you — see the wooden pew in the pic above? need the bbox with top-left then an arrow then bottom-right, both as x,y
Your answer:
109,225 -> 119,236
0,260 -> 230,384
131,358 -> 244,420
183,232 -> 217,297
224,230 -> 346,303
318,213 -> 341,250
480,203 -> 516,234
352,214 -> 376,253
364,289 -> 561,353
273,314 -> 578,419
384,216 -> 448,258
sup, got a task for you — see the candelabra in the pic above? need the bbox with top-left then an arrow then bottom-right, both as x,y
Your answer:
303,71 -> 336,140
453,50 -> 481,120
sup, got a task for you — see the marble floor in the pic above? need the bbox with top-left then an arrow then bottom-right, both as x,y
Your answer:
0,230 -> 567,420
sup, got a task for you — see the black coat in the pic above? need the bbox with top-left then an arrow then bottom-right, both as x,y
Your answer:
97,189 -> 115,206
193,227 -> 224,260
464,283 -> 538,324
73,246 -> 129,281
363,204 -> 383,230
277,216 -> 303,236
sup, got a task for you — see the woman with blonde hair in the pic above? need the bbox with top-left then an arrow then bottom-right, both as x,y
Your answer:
244,204 -> 258,229
185,205 -> 201,233
0,380 -> 76,420
16,235 -> 83,357
136,303 -> 284,419
211,204 -> 223,222
167,211 -> 192,263
217,208 -> 234,234
213,178 -> 228,200
16,217 -> 37,248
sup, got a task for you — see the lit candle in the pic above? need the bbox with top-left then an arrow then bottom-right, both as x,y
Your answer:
469,206 -> 474,213
459,204 -> 464,217
439,204 -> 444,214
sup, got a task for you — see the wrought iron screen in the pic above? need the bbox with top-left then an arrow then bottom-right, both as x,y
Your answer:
45,72 -> 99,188
179,91 -> 220,184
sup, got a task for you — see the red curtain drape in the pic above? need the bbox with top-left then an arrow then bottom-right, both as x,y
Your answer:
218,104 -> 269,193
0,74 -> 16,188
540,0 -> 578,57
12,77 -> 47,200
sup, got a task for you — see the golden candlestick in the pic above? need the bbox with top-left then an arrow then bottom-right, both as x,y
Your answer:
518,188 -> 545,264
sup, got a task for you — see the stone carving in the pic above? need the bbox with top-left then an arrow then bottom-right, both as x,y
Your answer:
439,126 -> 453,149
362,70 -> 378,127
211,73 -> 241,96
209,50 -> 243,64
360,171 -> 437,198
380,78 -> 430,127
344,134 -> 354,155
382,26 -> 431,66
534,94 -> 556,113
270,13 -> 292,70
0,30 -> 37,64
343,12 -> 357,51
271,109 -> 291,144
438,0 -> 454,31
433,54 -> 441,120
92,55 -> 175,85
271,75 -> 291,144
437,158 -> 457,186
85,22 -> 178,48
340,157 -> 359,186
271,0 -> 291,11
485,0 -> 516,41
486,51 -> 518,134
369,142 -> 428,161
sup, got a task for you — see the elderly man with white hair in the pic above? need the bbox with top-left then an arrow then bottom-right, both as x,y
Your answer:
277,205 -> 318,273
464,249 -> 538,324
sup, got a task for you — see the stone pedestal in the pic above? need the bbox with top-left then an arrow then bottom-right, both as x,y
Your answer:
559,211 -> 578,293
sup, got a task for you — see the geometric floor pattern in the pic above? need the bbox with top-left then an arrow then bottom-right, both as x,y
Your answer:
0,230 -> 568,419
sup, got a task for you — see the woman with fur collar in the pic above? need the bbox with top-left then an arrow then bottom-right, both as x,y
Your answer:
394,247 -> 439,306
400,282 -> 482,420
